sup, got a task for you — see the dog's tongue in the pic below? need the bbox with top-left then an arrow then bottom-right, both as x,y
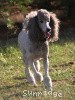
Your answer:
45,32 -> 51,40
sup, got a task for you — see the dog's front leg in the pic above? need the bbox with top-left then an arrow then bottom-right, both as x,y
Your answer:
43,56 -> 52,90
29,59 -> 43,82
23,56 -> 37,86
34,60 -> 41,71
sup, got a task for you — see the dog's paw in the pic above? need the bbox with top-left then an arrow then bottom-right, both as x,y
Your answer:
34,72 -> 43,82
26,73 -> 37,85
44,76 -> 52,91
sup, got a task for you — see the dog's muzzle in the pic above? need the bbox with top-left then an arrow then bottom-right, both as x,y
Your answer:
44,28 -> 51,40
44,32 -> 51,40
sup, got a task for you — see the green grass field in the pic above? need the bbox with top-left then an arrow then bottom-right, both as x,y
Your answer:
0,35 -> 75,100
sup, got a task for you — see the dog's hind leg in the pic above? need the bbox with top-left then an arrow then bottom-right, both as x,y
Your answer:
34,60 -> 41,71
29,59 -> 43,82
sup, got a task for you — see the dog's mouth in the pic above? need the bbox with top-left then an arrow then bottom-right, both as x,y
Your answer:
44,32 -> 51,40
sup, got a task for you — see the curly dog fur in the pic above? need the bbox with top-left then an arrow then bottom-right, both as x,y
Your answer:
18,9 -> 60,90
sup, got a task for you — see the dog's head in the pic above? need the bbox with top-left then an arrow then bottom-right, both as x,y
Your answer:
25,9 -> 60,42
37,9 -> 60,42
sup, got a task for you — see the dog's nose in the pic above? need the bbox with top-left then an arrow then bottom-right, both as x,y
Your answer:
47,28 -> 51,32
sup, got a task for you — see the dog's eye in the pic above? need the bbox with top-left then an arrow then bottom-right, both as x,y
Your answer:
40,20 -> 43,23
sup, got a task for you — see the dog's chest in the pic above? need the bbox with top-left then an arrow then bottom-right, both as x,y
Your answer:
29,42 -> 48,59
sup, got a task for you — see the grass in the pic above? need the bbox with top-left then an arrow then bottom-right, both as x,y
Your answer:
0,36 -> 75,100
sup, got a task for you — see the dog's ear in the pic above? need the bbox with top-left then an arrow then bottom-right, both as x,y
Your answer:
49,12 -> 60,42
27,18 -> 34,30
28,16 -> 46,42
22,16 -> 34,31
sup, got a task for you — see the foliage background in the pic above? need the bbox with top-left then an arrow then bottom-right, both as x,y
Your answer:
0,0 -> 75,100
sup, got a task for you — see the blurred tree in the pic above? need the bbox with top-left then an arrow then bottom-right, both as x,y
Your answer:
0,0 -> 75,39
30,0 -> 75,19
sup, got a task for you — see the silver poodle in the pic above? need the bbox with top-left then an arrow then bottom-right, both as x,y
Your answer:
18,9 -> 60,90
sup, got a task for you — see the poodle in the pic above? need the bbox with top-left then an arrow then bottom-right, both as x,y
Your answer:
18,9 -> 60,90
